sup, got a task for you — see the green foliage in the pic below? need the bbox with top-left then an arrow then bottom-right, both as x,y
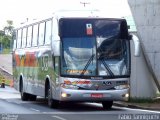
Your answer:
129,97 -> 154,103
4,20 -> 14,35
2,49 -> 11,54
0,20 -> 14,52
157,92 -> 160,97
2,35 -> 11,48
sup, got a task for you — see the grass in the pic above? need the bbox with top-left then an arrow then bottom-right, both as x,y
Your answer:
127,97 -> 160,109
129,95 -> 160,104
157,92 -> 160,97
129,98 -> 155,103
0,48 -> 11,54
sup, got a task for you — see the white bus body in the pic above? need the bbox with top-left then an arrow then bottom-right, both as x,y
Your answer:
12,11 -> 136,109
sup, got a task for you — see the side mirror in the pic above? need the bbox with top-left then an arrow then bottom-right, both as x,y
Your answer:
132,34 -> 140,57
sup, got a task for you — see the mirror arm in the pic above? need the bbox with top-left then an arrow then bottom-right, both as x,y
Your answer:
132,34 -> 140,57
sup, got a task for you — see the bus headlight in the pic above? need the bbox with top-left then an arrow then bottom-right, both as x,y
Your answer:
61,93 -> 67,97
125,93 -> 129,98
122,93 -> 130,101
114,84 -> 129,90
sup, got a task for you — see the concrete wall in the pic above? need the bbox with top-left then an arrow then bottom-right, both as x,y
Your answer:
128,0 -> 160,98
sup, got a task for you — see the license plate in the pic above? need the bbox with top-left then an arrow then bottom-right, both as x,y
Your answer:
91,93 -> 103,98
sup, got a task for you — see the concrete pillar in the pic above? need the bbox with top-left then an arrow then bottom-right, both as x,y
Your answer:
130,36 -> 157,98
128,0 -> 160,98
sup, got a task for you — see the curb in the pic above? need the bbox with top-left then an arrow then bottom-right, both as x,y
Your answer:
114,102 -> 160,111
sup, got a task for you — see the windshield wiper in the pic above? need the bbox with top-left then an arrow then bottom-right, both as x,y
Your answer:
100,59 -> 114,77
80,54 -> 95,76
97,37 -> 115,77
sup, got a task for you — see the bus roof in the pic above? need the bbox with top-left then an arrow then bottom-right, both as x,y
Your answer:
14,9 -> 126,30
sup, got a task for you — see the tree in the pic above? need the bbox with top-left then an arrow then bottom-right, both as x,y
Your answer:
0,30 -> 5,52
0,20 -> 14,51
4,20 -> 14,35
1,35 -> 11,48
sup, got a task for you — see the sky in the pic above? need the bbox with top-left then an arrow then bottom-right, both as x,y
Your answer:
0,0 -> 131,29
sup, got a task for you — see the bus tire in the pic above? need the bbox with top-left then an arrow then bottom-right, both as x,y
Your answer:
29,94 -> 37,101
20,85 -> 29,101
20,80 -> 29,101
102,101 -> 113,110
48,86 -> 59,108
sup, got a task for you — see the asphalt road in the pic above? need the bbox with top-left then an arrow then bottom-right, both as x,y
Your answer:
0,87 -> 160,120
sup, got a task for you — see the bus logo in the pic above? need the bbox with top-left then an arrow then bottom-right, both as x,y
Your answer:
103,81 -> 112,86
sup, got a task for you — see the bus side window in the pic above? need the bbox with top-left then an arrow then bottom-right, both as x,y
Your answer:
27,26 -> 33,47
45,20 -> 52,45
22,28 -> 27,48
54,57 -> 59,76
13,31 -> 17,50
39,22 -> 45,46
32,24 -> 39,47
17,29 -> 22,48
52,55 -> 55,69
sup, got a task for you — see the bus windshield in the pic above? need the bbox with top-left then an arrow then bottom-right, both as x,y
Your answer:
60,18 -> 130,78
61,37 -> 96,76
97,37 -> 129,77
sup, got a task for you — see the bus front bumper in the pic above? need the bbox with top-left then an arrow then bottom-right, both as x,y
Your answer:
58,88 -> 129,102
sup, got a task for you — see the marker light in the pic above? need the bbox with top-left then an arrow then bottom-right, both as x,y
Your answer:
122,93 -> 129,98
125,93 -> 129,98
61,93 -> 67,98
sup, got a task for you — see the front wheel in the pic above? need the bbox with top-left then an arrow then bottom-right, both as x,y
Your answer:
48,86 -> 59,108
29,94 -> 37,101
20,84 -> 29,101
102,101 -> 113,110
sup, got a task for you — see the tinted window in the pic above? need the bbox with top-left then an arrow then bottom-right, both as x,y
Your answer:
95,20 -> 120,37
17,29 -> 22,48
13,31 -> 17,49
22,28 -> 27,48
59,18 -> 128,39
45,20 -> 52,45
32,24 -> 38,46
27,26 -> 32,47
59,18 -> 93,37
39,22 -> 45,46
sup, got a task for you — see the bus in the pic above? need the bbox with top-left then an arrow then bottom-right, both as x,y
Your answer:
12,12 -> 139,109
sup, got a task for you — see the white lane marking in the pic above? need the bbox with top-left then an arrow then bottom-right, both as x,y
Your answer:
43,112 -> 111,114
30,108 -> 40,112
52,116 -> 67,120
6,99 -> 43,105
